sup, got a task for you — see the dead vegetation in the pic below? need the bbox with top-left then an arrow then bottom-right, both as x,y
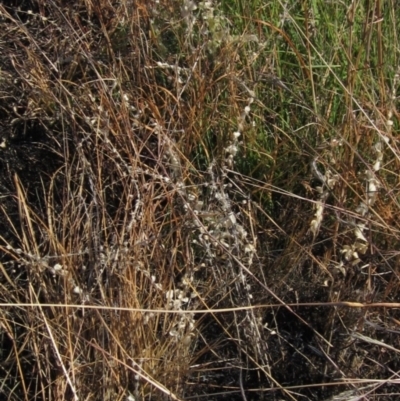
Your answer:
0,1 -> 400,400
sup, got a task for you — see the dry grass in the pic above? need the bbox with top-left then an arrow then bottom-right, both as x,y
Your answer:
0,1 -> 400,400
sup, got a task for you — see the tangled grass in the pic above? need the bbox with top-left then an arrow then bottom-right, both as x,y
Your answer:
0,1 -> 400,400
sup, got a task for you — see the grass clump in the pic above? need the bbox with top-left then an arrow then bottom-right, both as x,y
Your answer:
0,1 -> 400,400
